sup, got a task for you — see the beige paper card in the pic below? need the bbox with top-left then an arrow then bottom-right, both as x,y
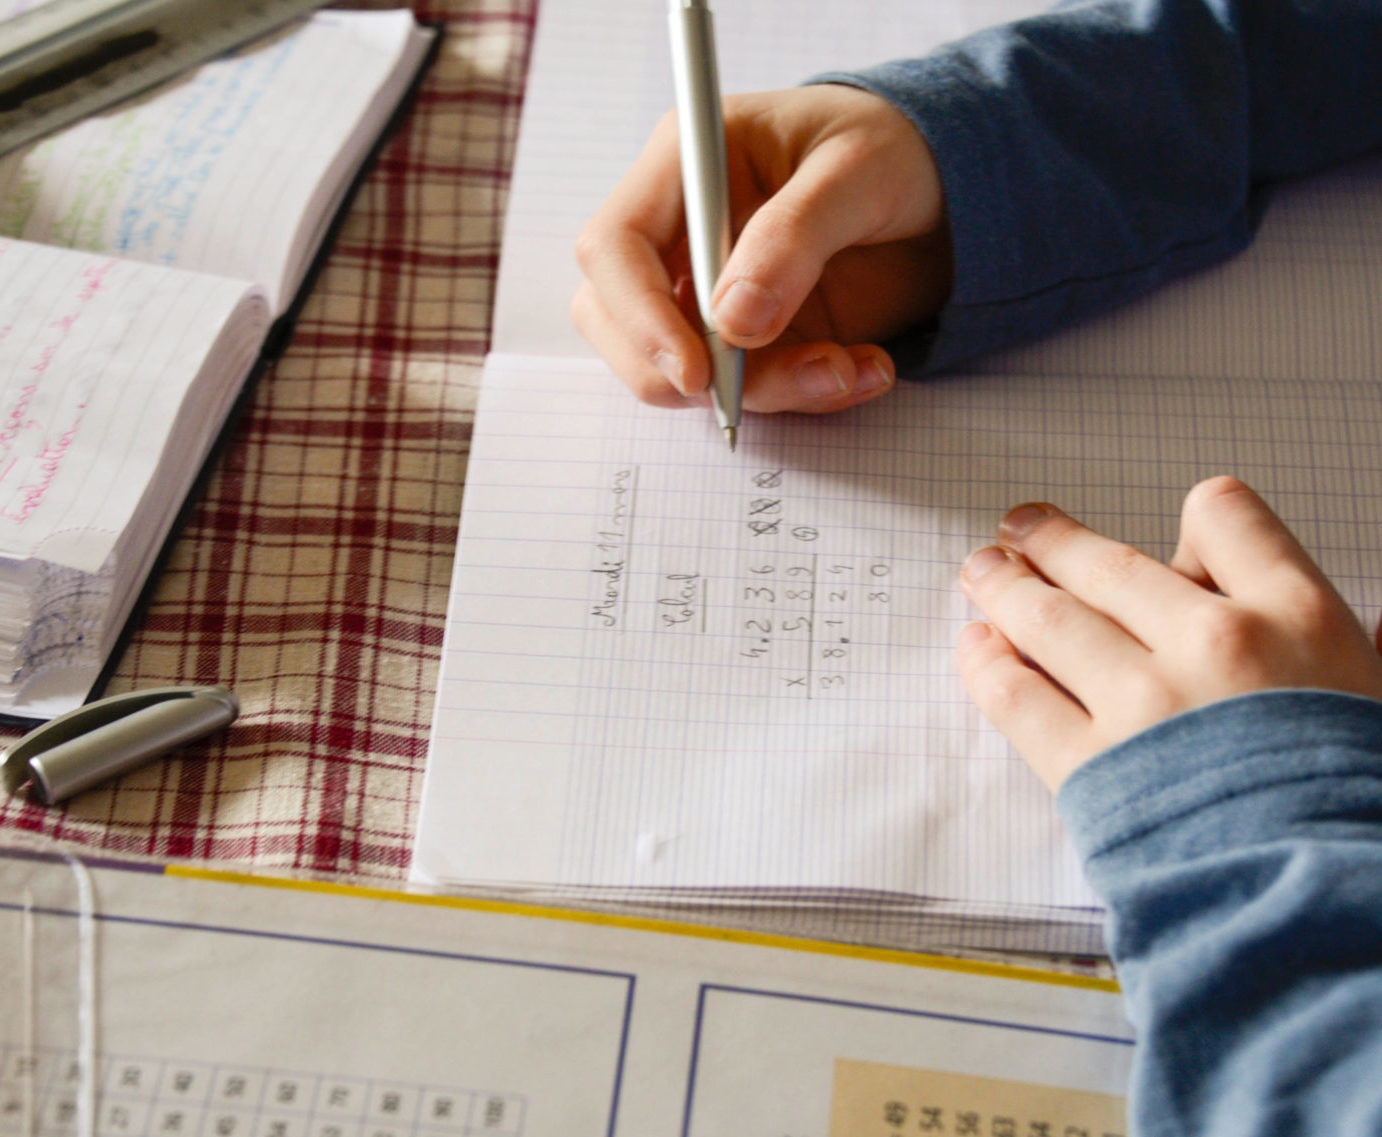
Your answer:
830,1057 -> 1126,1137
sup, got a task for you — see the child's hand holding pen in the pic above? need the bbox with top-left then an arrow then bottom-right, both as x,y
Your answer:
571,84 -> 952,415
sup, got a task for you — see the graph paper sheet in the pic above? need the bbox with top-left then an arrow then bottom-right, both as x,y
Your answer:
414,0 -> 1382,946
415,331 -> 1382,907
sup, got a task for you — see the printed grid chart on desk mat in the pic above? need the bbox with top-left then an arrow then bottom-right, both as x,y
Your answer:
0,1049 -> 523,1137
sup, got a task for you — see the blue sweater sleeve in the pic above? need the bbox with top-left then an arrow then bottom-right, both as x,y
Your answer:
815,0 -> 1382,373
1058,690 -> 1382,1137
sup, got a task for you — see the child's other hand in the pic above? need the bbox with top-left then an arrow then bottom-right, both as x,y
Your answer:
957,476 -> 1382,791
572,85 -> 951,414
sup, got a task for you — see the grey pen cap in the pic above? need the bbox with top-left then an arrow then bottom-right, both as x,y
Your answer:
2,686 -> 239,804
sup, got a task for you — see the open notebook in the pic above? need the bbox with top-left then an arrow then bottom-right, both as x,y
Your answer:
411,0 -> 1382,954
0,10 -> 435,720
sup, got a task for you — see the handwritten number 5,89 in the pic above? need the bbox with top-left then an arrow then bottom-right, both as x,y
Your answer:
788,674 -> 845,689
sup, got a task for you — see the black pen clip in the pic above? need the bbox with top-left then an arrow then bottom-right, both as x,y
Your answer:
2,686 -> 239,804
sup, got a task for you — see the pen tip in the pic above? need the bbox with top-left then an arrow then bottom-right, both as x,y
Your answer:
724,425 -> 737,452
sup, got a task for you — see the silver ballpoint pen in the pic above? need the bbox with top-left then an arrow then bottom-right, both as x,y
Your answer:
668,0 -> 743,452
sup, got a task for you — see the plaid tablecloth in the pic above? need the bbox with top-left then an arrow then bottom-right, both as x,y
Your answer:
0,0 -> 535,881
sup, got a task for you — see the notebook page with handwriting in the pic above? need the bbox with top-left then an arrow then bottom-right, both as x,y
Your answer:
0,238 -> 269,714
416,318 -> 1382,924
0,11 -> 432,314
0,240 -> 267,569
414,0 -> 1382,946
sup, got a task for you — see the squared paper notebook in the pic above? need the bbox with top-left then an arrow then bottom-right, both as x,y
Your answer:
412,0 -> 1382,954
0,10 -> 435,720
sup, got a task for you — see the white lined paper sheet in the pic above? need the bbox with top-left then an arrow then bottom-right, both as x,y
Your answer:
415,331 -> 1382,925
0,239 -> 266,570
414,0 -> 1382,951
0,237 -> 269,715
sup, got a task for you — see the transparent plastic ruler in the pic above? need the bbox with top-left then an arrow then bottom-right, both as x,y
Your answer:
0,0 -> 334,156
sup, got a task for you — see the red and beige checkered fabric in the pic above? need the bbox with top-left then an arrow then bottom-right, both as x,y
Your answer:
0,0 -> 536,881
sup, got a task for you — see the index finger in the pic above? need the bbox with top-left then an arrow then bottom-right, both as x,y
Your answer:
996,501 -> 1208,649
1169,476 -> 1341,606
573,113 -> 710,397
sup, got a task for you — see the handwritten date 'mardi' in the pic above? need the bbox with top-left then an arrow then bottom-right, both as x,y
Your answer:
589,467 -> 634,628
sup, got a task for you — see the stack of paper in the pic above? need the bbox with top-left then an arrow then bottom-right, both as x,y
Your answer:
0,243 -> 268,715
0,10 -> 435,719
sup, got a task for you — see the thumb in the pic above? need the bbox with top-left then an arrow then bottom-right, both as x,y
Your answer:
710,136 -> 922,348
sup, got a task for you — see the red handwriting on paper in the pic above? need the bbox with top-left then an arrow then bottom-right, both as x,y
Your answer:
1,409 -> 86,523
0,382 -> 38,451
78,259 -> 114,301
0,257 -> 118,523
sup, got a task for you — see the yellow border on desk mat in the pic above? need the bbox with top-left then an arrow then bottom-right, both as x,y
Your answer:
166,865 -> 1119,994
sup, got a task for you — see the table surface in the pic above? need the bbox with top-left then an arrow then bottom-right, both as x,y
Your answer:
0,0 -> 537,883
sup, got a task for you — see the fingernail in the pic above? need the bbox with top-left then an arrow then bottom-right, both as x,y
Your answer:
963,545 -> 1010,582
794,356 -> 848,399
1000,502 -> 1061,543
855,357 -> 892,394
957,621 -> 992,650
654,349 -> 685,394
716,279 -> 780,338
